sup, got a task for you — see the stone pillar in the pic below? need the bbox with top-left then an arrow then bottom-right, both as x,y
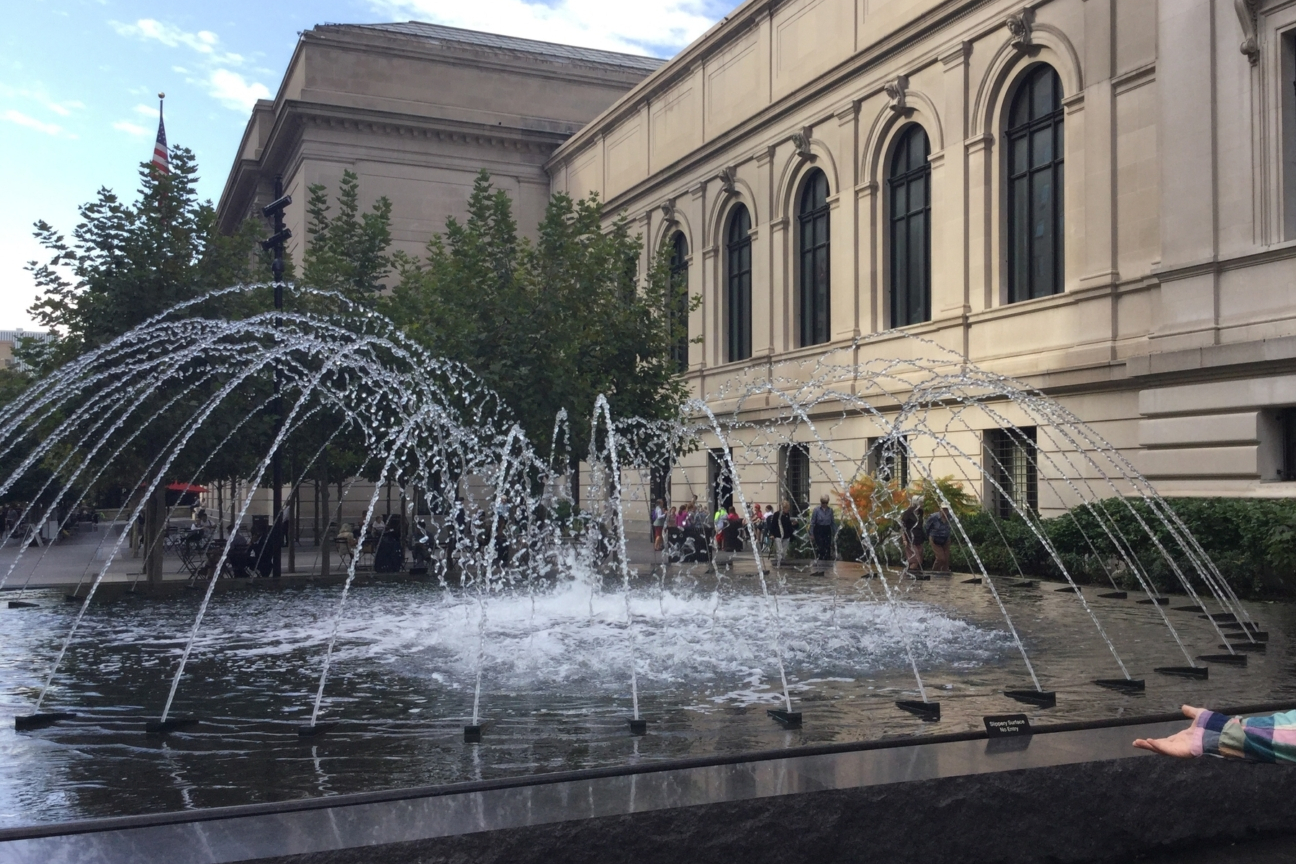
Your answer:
855,181 -> 880,334
937,42 -> 972,335
834,102 -> 861,341
767,216 -> 790,352
756,145 -> 777,356
965,133 -> 995,312
1154,0 -> 1218,350
1079,0 -> 1117,291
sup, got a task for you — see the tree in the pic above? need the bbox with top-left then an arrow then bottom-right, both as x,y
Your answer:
20,147 -> 266,581
26,147 -> 263,364
300,170 -> 393,306
384,171 -> 695,471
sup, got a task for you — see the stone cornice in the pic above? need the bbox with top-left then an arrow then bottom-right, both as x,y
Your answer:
216,100 -> 573,232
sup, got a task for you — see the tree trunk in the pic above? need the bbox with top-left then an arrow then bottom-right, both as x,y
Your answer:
287,487 -> 296,574
144,485 -> 167,585
319,463 -> 330,578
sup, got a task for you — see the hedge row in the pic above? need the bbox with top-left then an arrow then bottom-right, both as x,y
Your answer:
833,497 -> 1296,600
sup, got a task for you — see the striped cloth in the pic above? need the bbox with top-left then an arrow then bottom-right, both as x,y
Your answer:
1190,709 -> 1296,763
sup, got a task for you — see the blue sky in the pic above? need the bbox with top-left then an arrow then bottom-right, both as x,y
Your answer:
0,0 -> 734,331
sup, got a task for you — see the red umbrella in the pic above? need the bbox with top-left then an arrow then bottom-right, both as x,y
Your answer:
166,483 -> 209,494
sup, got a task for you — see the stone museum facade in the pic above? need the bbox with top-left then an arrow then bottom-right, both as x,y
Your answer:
221,1 -> 1296,514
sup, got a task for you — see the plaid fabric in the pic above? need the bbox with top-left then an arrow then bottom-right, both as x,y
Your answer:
1192,710 -> 1296,763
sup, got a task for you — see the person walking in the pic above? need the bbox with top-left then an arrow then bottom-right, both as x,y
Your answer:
899,498 -> 926,574
652,499 -> 667,552
924,505 -> 953,574
762,505 -> 776,555
810,495 -> 835,567
771,501 -> 795,567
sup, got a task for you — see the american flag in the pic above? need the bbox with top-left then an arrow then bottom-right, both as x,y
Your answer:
151,93 -> 169,174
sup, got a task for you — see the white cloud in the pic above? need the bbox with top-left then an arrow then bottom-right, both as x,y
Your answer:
2,109 -> 71,137
112,120 -> 152,137
0,84 -> 85,119
111,19 -> 229,59
45,100 -> 84,117
207,69 -> 271,111
111,18 -> 273,113
134,103 -> 160,117
369,0 -> 727,56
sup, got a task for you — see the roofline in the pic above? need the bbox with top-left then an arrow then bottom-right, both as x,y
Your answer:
545,0 -> 774,167
321,21 -> 667,72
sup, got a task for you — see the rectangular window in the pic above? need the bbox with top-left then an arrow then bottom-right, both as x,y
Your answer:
708,449 -> 733,514
780,444 -> 811,513
867,436 -> 909,488
987,427 -> 1038,519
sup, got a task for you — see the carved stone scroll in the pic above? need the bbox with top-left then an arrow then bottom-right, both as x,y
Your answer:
1235,0 -> 1260,66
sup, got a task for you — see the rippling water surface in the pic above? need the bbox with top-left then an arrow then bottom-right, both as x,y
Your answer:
1,566 -> 1292,827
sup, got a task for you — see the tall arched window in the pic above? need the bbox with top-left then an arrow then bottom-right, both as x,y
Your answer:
725,206 -> 752,363
668,231 -> 689,372
888,125 -> 932,328
1007,65 -> 1065,303
798,170 -> 831,346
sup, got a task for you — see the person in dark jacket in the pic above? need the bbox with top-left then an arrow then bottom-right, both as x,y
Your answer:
810,496 -> 835,565
770,501 -> 795,567
924,506 -> 953,574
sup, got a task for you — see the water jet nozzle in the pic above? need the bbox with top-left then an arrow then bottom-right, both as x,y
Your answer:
15,712 -> 77,731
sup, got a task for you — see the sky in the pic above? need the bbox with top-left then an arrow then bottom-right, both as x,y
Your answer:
0,0 -> 735,331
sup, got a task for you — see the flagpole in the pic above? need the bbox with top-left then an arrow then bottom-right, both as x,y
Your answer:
261,179 -> 293,579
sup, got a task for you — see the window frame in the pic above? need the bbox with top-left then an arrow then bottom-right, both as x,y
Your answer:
887,125 -> 933,328
987,427 -> 1039,519
797,170 -> 831,347
1005,65 -> 1066,305
725,205 -> 753,363
668,231 -> 690,373
780,443 -> 811,514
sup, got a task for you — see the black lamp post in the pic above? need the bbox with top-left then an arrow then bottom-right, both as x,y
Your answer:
262,176 -> 292,578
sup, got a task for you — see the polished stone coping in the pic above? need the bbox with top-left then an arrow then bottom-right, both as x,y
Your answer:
2,702 -> 1293,864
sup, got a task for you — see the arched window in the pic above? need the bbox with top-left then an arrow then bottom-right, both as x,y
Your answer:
798,170 -> 831,346
725,206 -> 752,363
888,125 -> 932,328
668,231 -> 689,372
1006,65 -> 1065,303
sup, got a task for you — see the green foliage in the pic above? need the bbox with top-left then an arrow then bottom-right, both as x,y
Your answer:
26,147 -> 264,364
383,170 -> 693,466
301,170 -> 393,304
1266,510 -> 1296,574
944,497 -> 1296,598
16,147 -> 267,507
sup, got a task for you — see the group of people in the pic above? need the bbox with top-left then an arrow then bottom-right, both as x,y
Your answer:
650,497 -> 808,568
899,497 -> 953,575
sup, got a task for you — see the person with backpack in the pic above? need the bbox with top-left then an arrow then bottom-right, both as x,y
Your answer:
810,495 -> 835,566
924,505 -> 953,574
899,498 -> 926,574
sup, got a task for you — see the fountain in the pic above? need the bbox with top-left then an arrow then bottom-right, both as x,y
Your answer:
0,286 -> 1290,862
